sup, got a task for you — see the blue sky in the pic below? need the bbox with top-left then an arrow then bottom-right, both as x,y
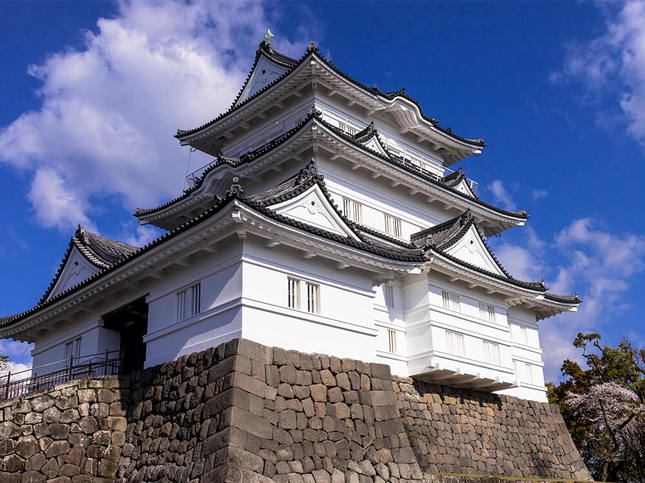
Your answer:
1,1 -> 644,379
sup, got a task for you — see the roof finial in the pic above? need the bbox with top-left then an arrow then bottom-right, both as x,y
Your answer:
263,27 -> 274,45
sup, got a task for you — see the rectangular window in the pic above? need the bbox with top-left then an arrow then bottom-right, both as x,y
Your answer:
383,283 -> 394,308
387,329 -> 398,354
342,197 -> 362,223
483,340 -> 501,365
446,330 -> 465,356
65,338 -> 81,364
479,303 -> 496,322
384,214 -> 402,238
177,283 -> 201,321
524,362 -> 534,383
306,282 -> 320,314
288,277 -> 301,310
442,290 -> 460,312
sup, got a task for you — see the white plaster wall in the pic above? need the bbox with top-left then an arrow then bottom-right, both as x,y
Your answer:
144,240 -> 244,368
31,318 -> 120,376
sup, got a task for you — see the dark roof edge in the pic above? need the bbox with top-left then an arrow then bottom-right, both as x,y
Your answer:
175,43 -> 485,150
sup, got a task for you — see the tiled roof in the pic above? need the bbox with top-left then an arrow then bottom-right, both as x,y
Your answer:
143,112 -> 529,223
314,115 -> 528,220
175,42 -> 485,149
411,211 -> 547,292
1,169 -> 579,330
545,293 -> 583,304
38,226 -> 138,305
136,114 -> 315,218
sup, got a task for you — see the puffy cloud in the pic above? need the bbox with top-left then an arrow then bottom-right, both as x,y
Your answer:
0,0 -> 310,230
487,180 -> 516,211
494,218 -> 645,380
552,1 -> 645,148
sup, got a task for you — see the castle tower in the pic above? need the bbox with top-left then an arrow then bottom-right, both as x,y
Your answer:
1,37 -> 580,402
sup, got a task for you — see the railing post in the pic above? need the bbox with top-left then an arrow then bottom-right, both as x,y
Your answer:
105,349 -> 109,376
4,371 -> 10,400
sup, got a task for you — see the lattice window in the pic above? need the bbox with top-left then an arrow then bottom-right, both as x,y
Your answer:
384,214 -> 402,238
342,197 -> 362,223
383,283 -> 394,308
177,283 -> 201,321
442,290 -> 461,312
65,338 -> 81,364
387,329 -> 398,354
483,340 -> 501,365
288,277 -> 301,310
479,303 -> 496,322
446,330 -> 465,356
306,282 -> 320,314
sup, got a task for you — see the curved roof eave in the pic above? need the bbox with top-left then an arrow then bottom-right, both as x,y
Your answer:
175,43 -> 485,151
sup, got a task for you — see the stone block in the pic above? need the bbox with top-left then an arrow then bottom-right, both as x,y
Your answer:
369,390 -> 395,408
319,370 -> 335,387
310,384 -> 327,402
229,407 -> 273,439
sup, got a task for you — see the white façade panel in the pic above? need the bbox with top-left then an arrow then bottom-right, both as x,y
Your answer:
235,54 -> 291,106
268,184 -> 361,240
48,247 -> 102,301
443,225 -> 505,276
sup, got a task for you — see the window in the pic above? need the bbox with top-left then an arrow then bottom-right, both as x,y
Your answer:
288,278 -> 320,314
518,362 -> 534,384
384,214 -> 402,238
387,329 -> 398,354
306,282 -> 320,314
288,277 -> 301,309
479,303 -> 496,322
342,197 -> 362,223
65,338 -> 81,365
442,290 -> 461,312
383,283 -> 394,308
483,341 -> 501,365
338,120 -> 357,136
446,330 -> 465,356
177,283 -> 201,321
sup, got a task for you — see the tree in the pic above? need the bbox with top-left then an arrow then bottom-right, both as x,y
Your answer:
547,333 -> 645,482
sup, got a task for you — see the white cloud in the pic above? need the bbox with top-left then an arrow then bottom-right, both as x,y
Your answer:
532,189 -> 548,200
0,0 -> 311,231
488,180 -> 516,211
553,1 -> 645,148
494,218 -> 645,380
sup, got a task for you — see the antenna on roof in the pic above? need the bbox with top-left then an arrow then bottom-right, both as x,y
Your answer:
263,27 -> 274,45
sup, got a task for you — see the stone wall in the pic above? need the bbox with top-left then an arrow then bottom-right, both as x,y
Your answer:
0,376 -> 127,482
394,378 -> 592,481
0,339 -> 592,482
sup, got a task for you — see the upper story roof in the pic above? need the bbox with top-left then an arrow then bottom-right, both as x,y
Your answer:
139,111 -> 527,234
175,40 -> 485,165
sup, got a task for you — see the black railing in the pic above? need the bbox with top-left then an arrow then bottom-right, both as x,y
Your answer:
0,350 -> 121,400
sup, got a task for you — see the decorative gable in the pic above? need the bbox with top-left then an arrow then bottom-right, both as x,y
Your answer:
47,247 -> 101,301
268,184 -> 361,241
360,136 -> 390,157
235,54 -> 291,106
443,225 -> 505,276
452,178 -> 475,197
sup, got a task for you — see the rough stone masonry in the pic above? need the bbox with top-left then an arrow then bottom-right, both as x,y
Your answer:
0,338 -> 592,482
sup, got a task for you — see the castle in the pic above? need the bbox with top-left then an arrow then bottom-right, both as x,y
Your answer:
0,34 -> 580,403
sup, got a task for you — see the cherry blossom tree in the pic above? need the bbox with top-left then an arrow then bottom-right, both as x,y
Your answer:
547,333 -> 645,482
